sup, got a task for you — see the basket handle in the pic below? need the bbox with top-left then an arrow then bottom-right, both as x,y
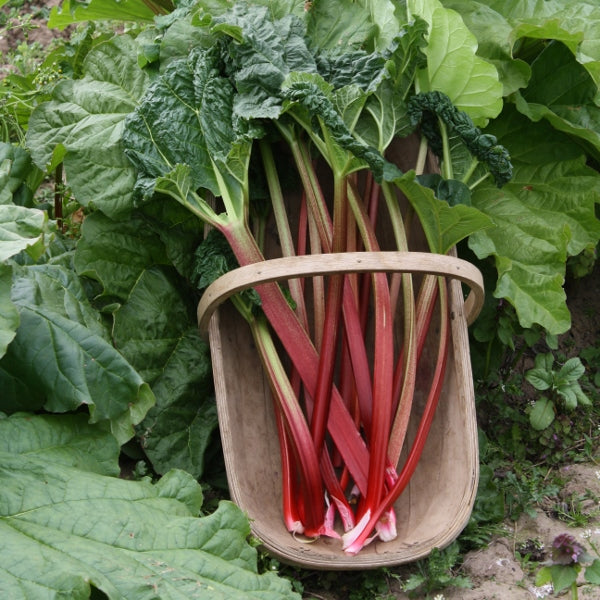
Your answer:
197,251 -> 484,336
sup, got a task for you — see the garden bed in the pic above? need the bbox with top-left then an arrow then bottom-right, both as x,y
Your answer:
2,2 -> 599,599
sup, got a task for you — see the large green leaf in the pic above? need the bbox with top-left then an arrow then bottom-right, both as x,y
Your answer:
0,264 -> 18,359
48,0 -> 160,28
26,35 -> 149,218
0,143 -> 43,207
408,0 -> 503,125
0,204 -> 47,262
515,41 -> 600,158
442,0 -> 530,97
112,266 -> 215,478
0,264 -> 154,443
391,171 -> 493,254
468,107 -> 600,334
0,413 -> 299,600
10,263 -> 107,338
138,328 -> 217,479
451,0 -> 600,90
142,198 -> 207,279
112,266 -> 195,382
74,211 -> 170,302
305,0 -> 378,51
74,211 -> 214,477
0,413 -> 120,476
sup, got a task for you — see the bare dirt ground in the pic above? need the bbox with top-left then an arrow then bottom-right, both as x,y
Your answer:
0,1 -> 67,59
3,3 -> 600,599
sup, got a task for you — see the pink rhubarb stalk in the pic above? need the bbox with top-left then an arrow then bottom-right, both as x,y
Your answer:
342,277 -> 450,554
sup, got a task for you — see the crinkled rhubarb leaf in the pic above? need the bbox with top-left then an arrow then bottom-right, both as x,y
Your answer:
122,48 -> 220,195
123,45 -> 253,223
26,35 -> 148,218
468,107 -> 600,334
214,4 -> 317,120
0,413 -> 299,600
353,17 -> 428,151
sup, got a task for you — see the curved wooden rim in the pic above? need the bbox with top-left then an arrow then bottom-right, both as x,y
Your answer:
197,251 -> 484,336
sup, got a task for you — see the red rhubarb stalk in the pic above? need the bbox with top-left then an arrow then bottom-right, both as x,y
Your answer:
342,277 -> 450,554
221,219 -> 370,493
250,315 -> 326,534
346,180 -> 394,521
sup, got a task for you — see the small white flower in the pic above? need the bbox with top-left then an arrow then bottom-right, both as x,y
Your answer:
530,583 -> 553,598
432,595 -> 445,600
595,469 -> 600,480
582,529 -> 593,539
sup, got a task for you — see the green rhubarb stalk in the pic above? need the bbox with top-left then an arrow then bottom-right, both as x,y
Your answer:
260,140 -> 309,331
285,129 -> 375,439
378,179 -> 416,470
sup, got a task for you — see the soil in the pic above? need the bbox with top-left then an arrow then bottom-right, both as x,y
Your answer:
0,1 -> 68,62
4,3 -> 600,599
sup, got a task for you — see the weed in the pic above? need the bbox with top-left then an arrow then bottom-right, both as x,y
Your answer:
525,352 -> 591,431
581,346 -> 600,389
553,492 -> 600,528
459,464 -> 507,549
402,542 -> 471,598
516,538 -> 546,573
536,531 -> 600,599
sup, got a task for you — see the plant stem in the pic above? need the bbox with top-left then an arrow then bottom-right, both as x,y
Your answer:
343,277 -> 450,554
250,314 -> 325,534
54,163 -> 63,233
221,219 -> 371,493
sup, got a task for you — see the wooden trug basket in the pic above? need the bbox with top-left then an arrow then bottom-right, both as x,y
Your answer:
197,137 -> 485,569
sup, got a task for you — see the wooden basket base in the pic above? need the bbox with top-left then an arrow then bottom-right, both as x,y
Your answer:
199,251 -> 483,569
